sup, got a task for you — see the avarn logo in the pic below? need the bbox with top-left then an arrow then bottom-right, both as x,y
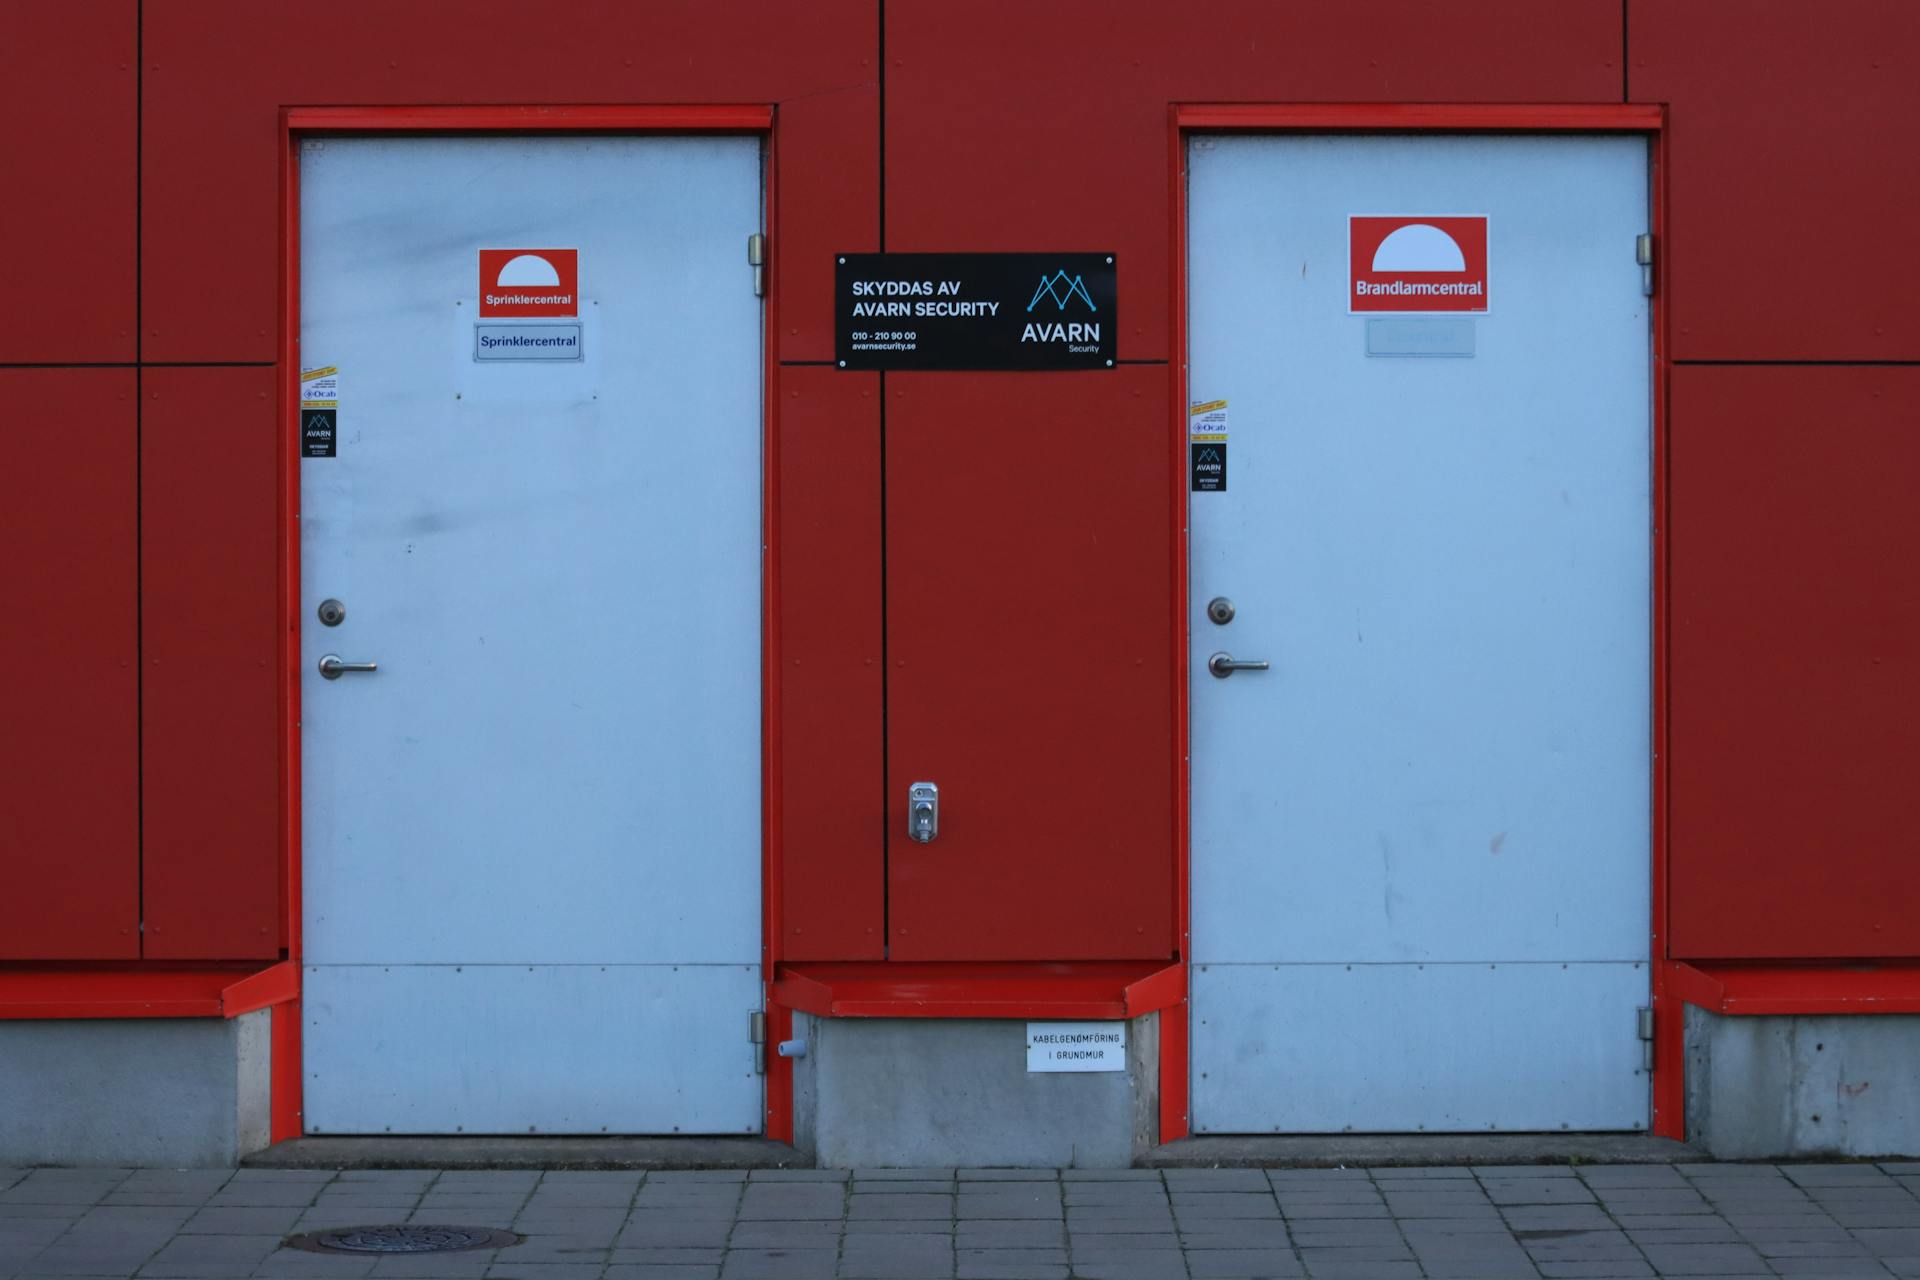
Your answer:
1023,268 -> 1101,347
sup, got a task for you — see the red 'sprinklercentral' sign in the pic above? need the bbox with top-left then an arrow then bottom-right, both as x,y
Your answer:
478,248 -> 579,317
1349,216 -> 1488,313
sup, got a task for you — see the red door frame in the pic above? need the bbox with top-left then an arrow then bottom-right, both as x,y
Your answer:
275,104 -> 779,1141
1165,103 -> 1677,1142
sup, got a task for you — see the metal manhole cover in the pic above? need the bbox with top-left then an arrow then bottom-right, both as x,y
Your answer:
286,1225 -> 521,1255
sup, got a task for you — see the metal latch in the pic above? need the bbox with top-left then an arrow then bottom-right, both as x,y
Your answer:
1637,1005 -> 1654,1072
749,1010 -> 766,1075
908,782 -> 939,843
1635,233 -> 1654,297
747,233 -> 766,297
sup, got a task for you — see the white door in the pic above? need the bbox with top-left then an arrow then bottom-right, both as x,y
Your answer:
299,136 -> 764,1134
1187,135 -> 1652,1133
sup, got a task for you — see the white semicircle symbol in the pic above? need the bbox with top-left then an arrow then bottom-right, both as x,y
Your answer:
1372,224 -> 1467,272
495,253 -> 561,287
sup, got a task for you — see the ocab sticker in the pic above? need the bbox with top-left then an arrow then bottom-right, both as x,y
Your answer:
1349,216 -> 1488,313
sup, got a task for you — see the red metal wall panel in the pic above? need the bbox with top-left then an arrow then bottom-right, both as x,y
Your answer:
886,369 -> 1174,961
141,367 -> 281,960
780,369 -> 886,960
0,370 -> 139,959
142,1 -> 876,364
888,0 -> 1623,360
1670,366 -> 1920,959
0,1 -> 136,362
1632,0 -> 1920,360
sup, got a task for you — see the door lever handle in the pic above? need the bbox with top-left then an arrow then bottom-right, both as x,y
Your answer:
318,654 -> 379,680
1207,652 -> 1269,679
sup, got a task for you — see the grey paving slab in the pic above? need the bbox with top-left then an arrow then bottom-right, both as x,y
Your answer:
734,1183 -> 845,1220
137,1231 -> 284,1277
1059,1174 -> 1159,1189
181,1205 -> 309,1235
1183,1246 -> 1306,1276
364,1256 -> 498,1278
615,1218 -> 734,1248
746,1167 -> 848,1182
1164,1169 -> 1272,1192
232,1170 -> 335,1184
1272,1200 -> 1388,1219
208,1184 -> 331,1208
723,1220 -> 840,1247
1484,1178 -> 1600,1205
1634,1241 -> 1770,1275
1179,1219 -> 1294,1247
956,1188 -> 1062,1219
477,1264 -> 600,1280
1293,1257 -> 1423,1279
1063,1184 -> 1172,1205
955,1245 -> 1070,1278
249,1248 -> 382,1276
957,1169 -> 1057,1182
1580,1166 -> 1693,1187
845,1191 -> 952,1220
836,1233 -> 952,1259
1065,1252 -> 1189,1280
839,1216 -> 952,1234
608,1244 -> 728,1264
1535,1263 -> 1655,1279
957,1217 -> 1064,1247
1173,1195 -> 1283,1221
646,1170 -> 748,1183
715,1245 -> 839,1278
1861,1231 -> 1920,1256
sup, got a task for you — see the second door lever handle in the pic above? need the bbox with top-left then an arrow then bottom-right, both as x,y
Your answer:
1208,652 -> 1269,679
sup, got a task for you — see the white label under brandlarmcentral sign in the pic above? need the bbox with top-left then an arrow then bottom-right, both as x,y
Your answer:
474,323 -> 584,361
1026,1021 -> 1127,1073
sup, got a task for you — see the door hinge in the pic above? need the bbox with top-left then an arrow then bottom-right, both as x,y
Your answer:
1635,233 -> 1654,297
1637,1005 -> 1655,1072
749,1009 -> 767,1075
747,233 -> 766,297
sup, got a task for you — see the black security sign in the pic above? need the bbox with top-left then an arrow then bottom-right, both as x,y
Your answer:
301,409 -> 337,459
836,253 -> 1117,370
1191,441 -> 1226,492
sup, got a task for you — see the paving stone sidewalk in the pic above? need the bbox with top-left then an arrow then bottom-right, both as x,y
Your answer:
2,1161 -> 1919,1280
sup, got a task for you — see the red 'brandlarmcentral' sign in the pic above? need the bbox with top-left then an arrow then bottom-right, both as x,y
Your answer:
478,248 -> 579,317
1349,216 -> 1488,313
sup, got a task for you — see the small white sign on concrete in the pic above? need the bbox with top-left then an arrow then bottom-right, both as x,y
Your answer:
1026,1021 -> 1126,1073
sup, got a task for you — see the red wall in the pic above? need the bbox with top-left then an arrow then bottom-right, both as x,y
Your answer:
3,1 -> 1916,971
0,370 -> 138,959
1633,0 -> 1920,957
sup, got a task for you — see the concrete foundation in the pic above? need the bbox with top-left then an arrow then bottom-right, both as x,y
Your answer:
0,1011 -> 271,1167
792,1014 -> 1157,1168
1686,1005 -> 1920,1159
